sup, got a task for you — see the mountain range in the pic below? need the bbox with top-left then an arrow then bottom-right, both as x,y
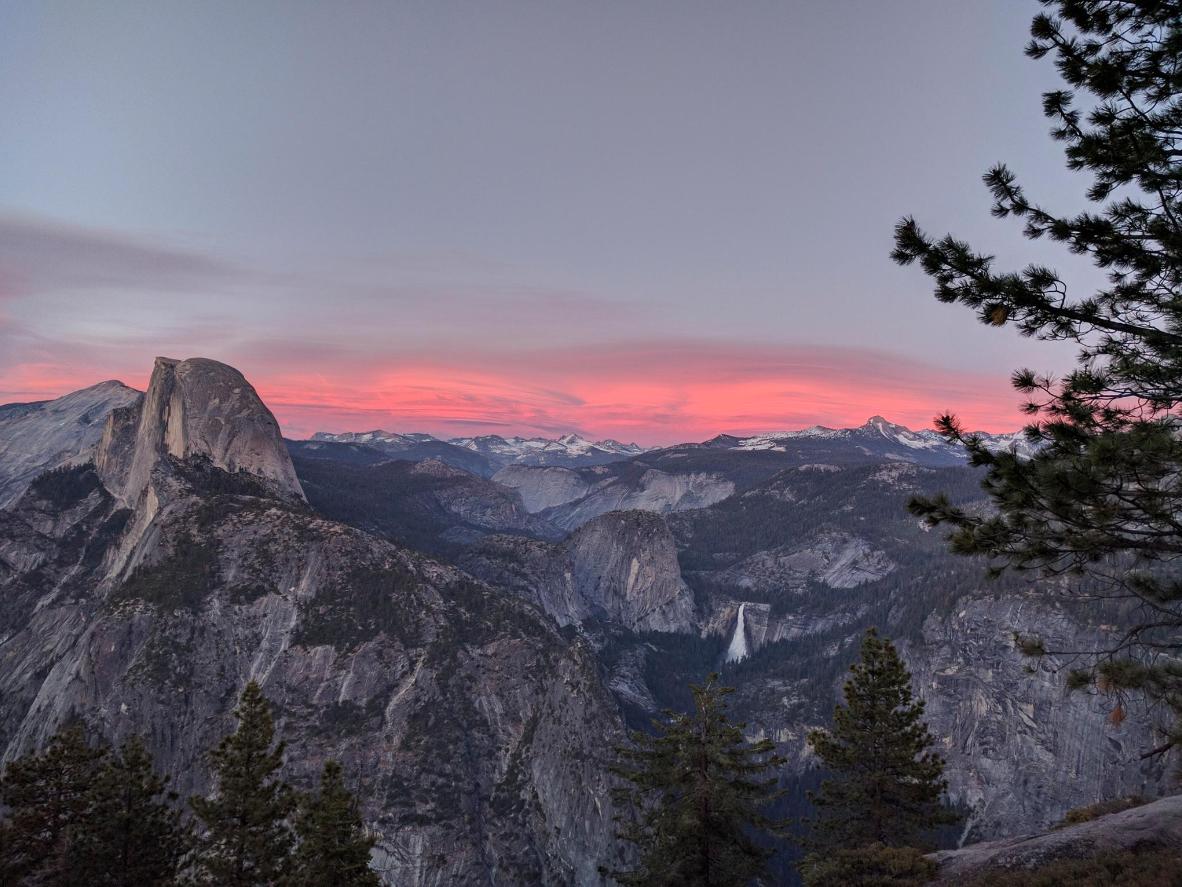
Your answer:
0,359 -> 1168,886
310,429 -> 648,474
311,417 -> 1037,471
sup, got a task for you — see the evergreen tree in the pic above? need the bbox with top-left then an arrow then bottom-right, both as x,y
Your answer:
189,681 -> 296,886
605,674 -> 787,887
291,760 -> 379,887
70,736 -> 186,887
0,724 -> 108,886
801,629 -> 954,881
892,2 -> 1182,758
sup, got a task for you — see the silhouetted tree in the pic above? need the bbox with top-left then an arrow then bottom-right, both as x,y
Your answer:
605,674 -> 786,887
0,724 -> 108,885
291,760 -> 378,887
893,0 -> 1182,761
189,682 -> 296,886
71,736 -> 187,887
800,630 -> 953,883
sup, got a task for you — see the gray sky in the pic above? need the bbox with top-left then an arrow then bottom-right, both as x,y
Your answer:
0,1 -> 1089,442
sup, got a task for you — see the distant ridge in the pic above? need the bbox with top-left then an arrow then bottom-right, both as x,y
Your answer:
309,429 -> 649,470
725,416 -> 1037,459
309,417 -> 1036,465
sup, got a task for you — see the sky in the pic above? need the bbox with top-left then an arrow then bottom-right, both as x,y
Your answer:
0,1 -> 1095,444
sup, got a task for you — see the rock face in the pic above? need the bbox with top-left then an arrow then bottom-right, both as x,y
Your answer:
930,794 -> 1182,882
462,510 -> 696,633
539,468 -> 734,531
903,596 -> 1174,841
720,530 -> 895,594
290,453 -> 563,556
492,464 -> 593,512
0,380 -> 141,507
96,356 -> 304,506
0,472 -> 625,885
566,511 -> 697,632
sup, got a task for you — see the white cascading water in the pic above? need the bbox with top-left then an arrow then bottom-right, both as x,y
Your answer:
725,602 -> 749,663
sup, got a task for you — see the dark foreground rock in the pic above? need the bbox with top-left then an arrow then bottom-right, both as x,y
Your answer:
930,793 -> 1182,882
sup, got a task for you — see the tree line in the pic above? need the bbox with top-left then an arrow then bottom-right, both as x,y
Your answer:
0,682 -> 378,887
0,628 -> 951,887
606,628 -> 955,887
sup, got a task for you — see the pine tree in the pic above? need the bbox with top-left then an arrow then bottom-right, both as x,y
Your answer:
800,629 -> 954,883
892,2 -> 1182,760
70,736 -> 186,887
605,674 -> 787,887
290,760 -> 379,887
189,681 -> 296,886
0,724 -> 108,885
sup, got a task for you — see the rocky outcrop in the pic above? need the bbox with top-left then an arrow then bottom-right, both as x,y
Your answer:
930,794 -> 1182,882
567,511 -> 697,632
462,510 -> 696,633
96,356 -> 304,506
0,380 -> 141,507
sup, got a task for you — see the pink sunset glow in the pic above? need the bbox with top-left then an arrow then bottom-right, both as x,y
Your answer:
2,341 -> 1027,445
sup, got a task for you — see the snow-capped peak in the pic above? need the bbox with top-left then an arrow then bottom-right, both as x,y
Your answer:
725,417 -> 1035,460
447,432 -> 649,465
311,429 -> 440,447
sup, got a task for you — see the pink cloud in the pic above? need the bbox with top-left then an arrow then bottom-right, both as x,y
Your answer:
1,340 -> 1027,443
241,341 -> 1026,443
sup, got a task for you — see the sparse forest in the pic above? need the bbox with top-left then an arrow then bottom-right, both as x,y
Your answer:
0,683 -> 376,887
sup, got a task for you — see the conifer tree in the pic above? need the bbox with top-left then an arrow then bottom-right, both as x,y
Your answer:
70,736 -> 186,887
801,629 -> 954,881
0,724 -> 108,885
291,760 -> 379,887
605,674 -> 786,887
189,681 -> 296,886
893,1 -> 1182,759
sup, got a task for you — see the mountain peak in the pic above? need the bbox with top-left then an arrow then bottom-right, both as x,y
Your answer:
96,356 -> 304,504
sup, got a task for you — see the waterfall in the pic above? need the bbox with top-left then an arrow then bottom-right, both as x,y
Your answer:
725,602 -> 749,663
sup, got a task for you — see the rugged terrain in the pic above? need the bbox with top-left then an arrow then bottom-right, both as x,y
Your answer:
1,361 -> 1175,885
290,412 -> 1179,845
0,358 -> 629,886
0,380 -> 141,507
